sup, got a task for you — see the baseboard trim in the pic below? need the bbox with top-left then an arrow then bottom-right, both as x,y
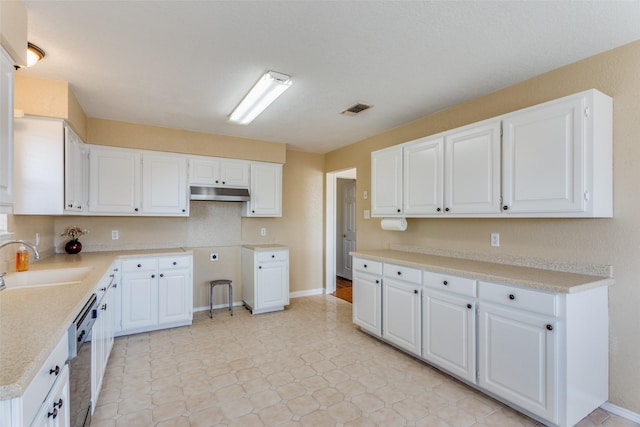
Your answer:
601,402 -> 640,423
194,302 -> 242,313
290,288 -> 325,298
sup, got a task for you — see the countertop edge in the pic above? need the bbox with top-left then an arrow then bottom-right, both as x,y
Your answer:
350,250 -> 613,293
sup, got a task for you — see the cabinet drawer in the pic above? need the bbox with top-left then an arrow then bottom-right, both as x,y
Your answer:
122,258 -> 158,272
22,332 -> 69,426
353,258 -> 382,275
158,255 -> 191,270
383,263 -> 422,284
424,271 -> 477,297
257,250 -> 288,263
479,281 -> 557,316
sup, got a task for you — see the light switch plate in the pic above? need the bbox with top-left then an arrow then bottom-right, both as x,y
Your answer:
364,210 -> 371,219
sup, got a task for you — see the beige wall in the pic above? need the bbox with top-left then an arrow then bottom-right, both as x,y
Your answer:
87,118 -> 286,163
14,75 -> 88,139
325,40 -> 640,412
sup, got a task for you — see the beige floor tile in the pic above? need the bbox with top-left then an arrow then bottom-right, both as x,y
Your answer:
93,296 -> 637,427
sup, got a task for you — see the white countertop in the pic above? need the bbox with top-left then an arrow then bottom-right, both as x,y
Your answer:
0,248 -> 190,401
351,250 -> 614,294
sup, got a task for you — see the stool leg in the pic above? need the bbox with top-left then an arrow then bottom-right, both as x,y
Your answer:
229,283 -> 234,316
209,283 -> 213,319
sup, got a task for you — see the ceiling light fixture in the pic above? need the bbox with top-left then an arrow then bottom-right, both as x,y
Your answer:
26,42 -> 45,67
228,71 -> 292,125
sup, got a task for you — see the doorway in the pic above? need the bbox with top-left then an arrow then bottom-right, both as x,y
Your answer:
325,168 -> 357,297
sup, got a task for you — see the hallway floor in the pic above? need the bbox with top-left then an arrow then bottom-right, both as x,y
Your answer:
91,295 -> 637,427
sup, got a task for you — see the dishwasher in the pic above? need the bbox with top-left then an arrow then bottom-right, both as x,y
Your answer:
67,293 -> 97,427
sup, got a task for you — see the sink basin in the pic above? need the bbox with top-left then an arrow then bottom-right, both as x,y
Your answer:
4,266 -> 93,289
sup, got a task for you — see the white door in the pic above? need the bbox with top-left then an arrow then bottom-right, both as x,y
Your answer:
121,272 -> 158,330
502,96 -> 585,213
248,162 -> 282,216
423,290 -> 476,383
339,180 -> 356,280
0,47 -> 13,211
257,262 -> 288,309
371,146 -> 403,216
478,302 -> 557,423
64,126 -> 87,212
404,135 -> 444,215
352,272 -> 382,337
382,279 -> 421,355
445,120 -> 501,214
220,160 -> 250,187
189,157 -> 220,185
158,269 -> 191,324
89,146 -> 141,214
142,153 -> 188,215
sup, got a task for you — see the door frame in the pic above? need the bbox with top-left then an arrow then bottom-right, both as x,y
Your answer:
325,168 -> 356,294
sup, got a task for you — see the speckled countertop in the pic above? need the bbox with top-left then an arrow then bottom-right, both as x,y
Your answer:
243,244 -> 288,251
350,250 -> 614,294
0,248 -> 190,402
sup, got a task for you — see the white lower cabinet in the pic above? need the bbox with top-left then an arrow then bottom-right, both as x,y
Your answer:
241,246 -> 289,314
382,263 -> 422,355
119,254 -> 193,335
91,267 -> 117,411
352,259 -> 383,337
352,256 -> 609,427
30,365 -> 70,427
422,271 -> 477,383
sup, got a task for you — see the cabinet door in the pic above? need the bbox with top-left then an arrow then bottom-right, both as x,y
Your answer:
64,125 -> 88,213
404,136 -> 444,216
245,162 -> 282,217
120,272 -> 158,330
478,302 -> 557,423
220,160 -> 250,187
142,153 -> 188,215
89,146 -> 141,214
189,157 -> 220,185
371,146 -> 403,216
31,365 -> 70,427
502,96 -> 585,214
382,279 -> 421,355
444,120 -> 501,214
423,290 -> 476,383
0,47 -> 13,212
352,272 -> 382,337
256,261 -> 288,309
158,268 -> 192,324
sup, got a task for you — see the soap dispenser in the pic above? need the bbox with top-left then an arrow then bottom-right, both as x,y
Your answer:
16,245 -> 28,271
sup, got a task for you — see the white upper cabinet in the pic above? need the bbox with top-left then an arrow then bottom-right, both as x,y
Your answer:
444,119 -> 502,214
89,146 -> 142,214
403,136 -> 444,216
371,89 -> 612,219
242,162 -> 282,217
371,145 -> 403,216
189,157 -> 249,188
501,89 -> 612,217
142,153 -> 188,215
64,125 -> 88,213
0,47 -> 13,213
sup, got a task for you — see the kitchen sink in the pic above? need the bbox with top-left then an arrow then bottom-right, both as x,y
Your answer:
4,266 -> 93,289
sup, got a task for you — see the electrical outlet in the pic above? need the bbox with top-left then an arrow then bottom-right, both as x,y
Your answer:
260,227 -> 266,237
491,232 -> 500,247
363,190 -> 368,200
364,210 -> 370,219
210,252 -> 219,262
112,230 -> 119,240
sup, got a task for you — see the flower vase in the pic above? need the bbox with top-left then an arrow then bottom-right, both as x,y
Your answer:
65,240 -> 82,254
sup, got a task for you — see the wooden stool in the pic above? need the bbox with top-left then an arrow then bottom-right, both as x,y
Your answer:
209,279 -> 233,318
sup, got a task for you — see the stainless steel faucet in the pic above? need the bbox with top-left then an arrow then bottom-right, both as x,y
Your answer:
0,240 -> 41,291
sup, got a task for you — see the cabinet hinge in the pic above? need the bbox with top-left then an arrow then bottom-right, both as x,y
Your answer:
584,106 -> 590,117
499,125 -> 503,137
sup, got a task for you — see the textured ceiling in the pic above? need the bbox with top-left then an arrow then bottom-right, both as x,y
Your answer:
19,1 -> 640,153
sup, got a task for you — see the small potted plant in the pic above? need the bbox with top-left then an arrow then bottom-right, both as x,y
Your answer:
61,226 -> 89,254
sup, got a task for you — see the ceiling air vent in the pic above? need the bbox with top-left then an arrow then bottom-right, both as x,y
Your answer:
341,103 -> 372,116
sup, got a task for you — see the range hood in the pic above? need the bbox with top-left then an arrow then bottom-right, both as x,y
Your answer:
189,186 -> 250,202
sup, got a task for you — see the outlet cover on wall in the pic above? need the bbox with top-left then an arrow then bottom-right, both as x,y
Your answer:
260,228 -> 266,236
491,232 -> 500,247
112,230 -> 119,240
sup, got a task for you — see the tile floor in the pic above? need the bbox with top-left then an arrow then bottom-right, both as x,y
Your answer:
91,295 -> 638,427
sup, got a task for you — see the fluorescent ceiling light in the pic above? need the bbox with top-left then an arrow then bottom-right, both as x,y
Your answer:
229,71 -> 292,125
